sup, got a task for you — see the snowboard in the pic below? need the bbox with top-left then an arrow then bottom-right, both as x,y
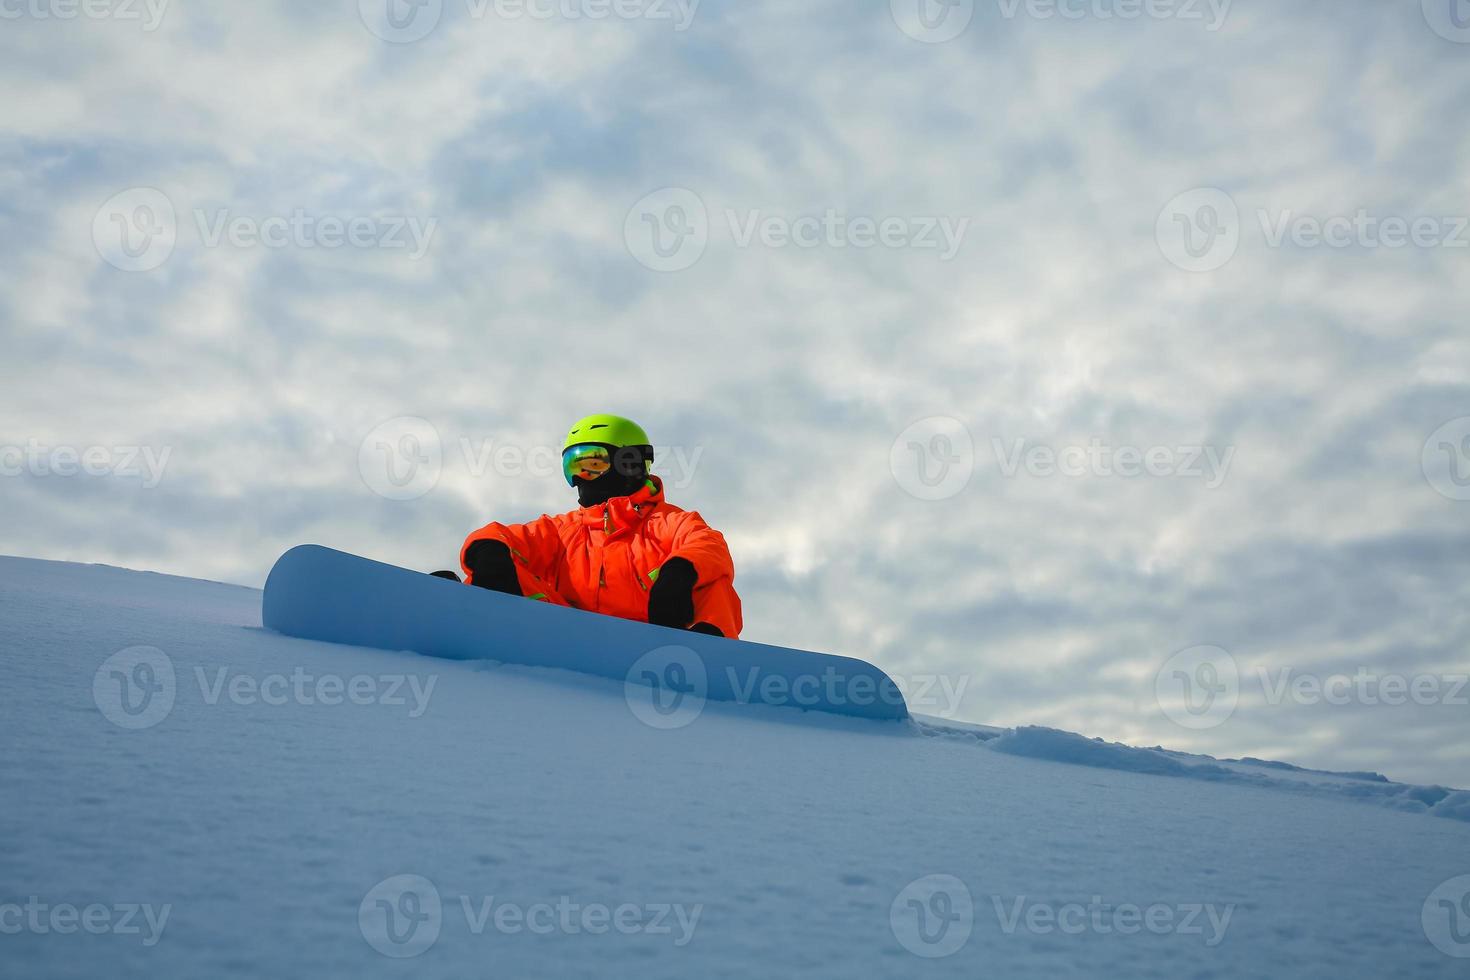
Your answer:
262,545 -> 909,722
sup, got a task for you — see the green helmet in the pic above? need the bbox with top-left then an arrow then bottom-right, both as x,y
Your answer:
563,413 -> 652,451
562,414 -> 654,487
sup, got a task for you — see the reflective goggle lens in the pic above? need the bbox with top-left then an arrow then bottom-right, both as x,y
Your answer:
562,444 -> 613,486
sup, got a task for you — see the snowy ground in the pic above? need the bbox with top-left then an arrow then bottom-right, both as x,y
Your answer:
3,554 -> 1469,978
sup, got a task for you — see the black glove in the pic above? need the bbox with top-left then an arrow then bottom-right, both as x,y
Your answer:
647,557 -> 698,628
465,540 -> 522,596
430,570 -> 462,582
689,621 -> 724,637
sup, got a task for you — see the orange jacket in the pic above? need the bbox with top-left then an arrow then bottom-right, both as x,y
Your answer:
460,477 -> 742,639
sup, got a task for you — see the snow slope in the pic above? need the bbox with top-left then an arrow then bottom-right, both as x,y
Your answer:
3,555 -> 1468,979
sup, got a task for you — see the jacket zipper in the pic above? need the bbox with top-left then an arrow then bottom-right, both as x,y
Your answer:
599,506 -> 609,589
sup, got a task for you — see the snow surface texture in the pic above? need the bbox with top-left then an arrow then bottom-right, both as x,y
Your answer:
3,555 -> 1469,979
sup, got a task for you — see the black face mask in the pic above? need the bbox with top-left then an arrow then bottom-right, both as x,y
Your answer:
575,467 -> 647,508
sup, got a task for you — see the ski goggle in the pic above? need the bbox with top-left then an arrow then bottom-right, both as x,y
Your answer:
562,443 -> 615,486
562,443 -> 652,486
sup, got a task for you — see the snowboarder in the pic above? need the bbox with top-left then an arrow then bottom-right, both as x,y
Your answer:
447,414 -> 742,638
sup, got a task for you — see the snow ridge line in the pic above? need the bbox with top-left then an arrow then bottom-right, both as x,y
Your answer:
910,718 -> 1470,823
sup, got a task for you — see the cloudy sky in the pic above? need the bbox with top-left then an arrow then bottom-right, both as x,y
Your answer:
3,0 -> 1468,786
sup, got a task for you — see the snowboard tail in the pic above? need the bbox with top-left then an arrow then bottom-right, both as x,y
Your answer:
262,545 -> 909,722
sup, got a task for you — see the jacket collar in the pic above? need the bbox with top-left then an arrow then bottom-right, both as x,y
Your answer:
579,476 -> 664,536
